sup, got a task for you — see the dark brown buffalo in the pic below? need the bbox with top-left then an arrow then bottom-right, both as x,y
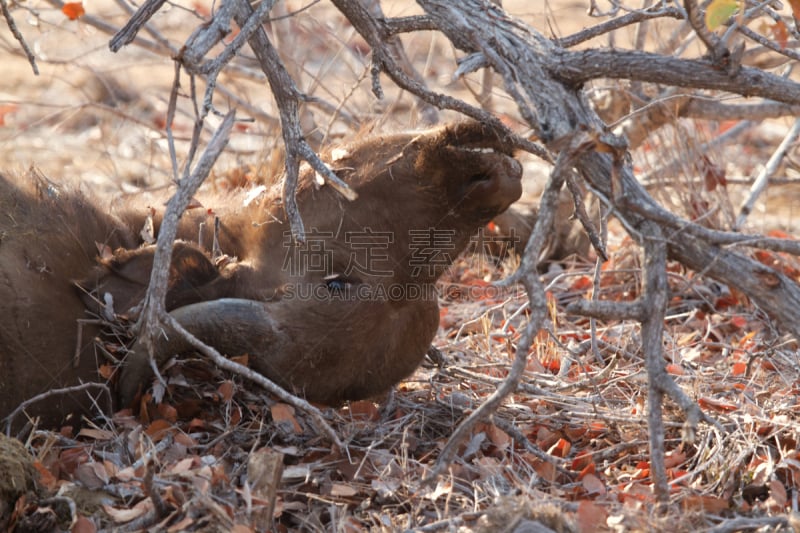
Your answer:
0,173 -> 138,427
0,122 -> 523,426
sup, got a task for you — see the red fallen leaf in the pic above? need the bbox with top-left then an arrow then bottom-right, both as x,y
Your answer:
211,464 -> 230,486
665,363 -> 684,375
62,1 -> 85,19
761,359 -> 777,371
98,363 -> 115,380
145,419 -> 174,441
186,196 -> 204,210
769,479 -> 788,507
192,0 -> 211,18
716,120 -> 740,134
569,275 -> 593,292
0,103 -> 18,126
789,0 -> 800,21
681,494 -> 729,513
156,402 -> 178,422
664,451 -> 687,469
564,425 -> 587,441
271,403 -> 302,433
486,423 -> 511,450
347,400 -> 380,421
668,469 -> 689,483
32,461 -> 58,491
576,500 -> 607,532
730,315 -> 748,329
547,438 -> 571,458
698,396 -> 738,412
536,426 -> 560,450
571,451 -> 593,471
231,353 -> 249,367
754,250 -> 777,266
72,515 -> 97,533
578,462 -> 596,480
767,229 -> 793,239
542,356 -> 561,374
581,473 -> 606,495
529,456 -> 557,482
715,294 -> 739,309
587,421 -> 607,438
217,380 -> 235,402
732,361 -> 747,376
59,446 -> 90,475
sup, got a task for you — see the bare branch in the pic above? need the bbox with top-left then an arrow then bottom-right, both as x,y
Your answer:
231,0 -> 356,241
4,383 -> 112,436
362,0 -> 439,124
683,0 -> 731,66
555,49 -> 800,105
424,140 -> 573,483
735,117 -> 800,229
0,0 -> 38,75
639,222 -> 670,503
332,0 -> 551,161
139,110 -> 236,357
383,15 -> 438,35
109,0 -> 168,52
557,6 -> 683,48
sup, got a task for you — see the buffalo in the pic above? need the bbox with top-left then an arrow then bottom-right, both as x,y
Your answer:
0,122 -> 523,427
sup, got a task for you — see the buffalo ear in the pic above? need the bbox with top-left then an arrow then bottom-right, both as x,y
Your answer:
76,242 -> 220,318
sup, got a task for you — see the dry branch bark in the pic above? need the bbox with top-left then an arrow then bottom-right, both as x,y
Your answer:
404,0 -> 800,501
231,0 -> 355,240
78,0 -> 800,504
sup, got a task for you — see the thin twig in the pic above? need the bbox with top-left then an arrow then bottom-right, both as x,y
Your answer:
4,383 -> 113,436
735,117 -> 800,230
231,0 -> 355,241
0,0 -> 38,74
163,313 -> 344,449
138,111 -> 236,370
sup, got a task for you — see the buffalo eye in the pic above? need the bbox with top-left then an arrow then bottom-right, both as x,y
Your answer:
324,273 -> 360,293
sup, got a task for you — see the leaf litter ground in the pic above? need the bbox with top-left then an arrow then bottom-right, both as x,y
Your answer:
8,224 -> 800,532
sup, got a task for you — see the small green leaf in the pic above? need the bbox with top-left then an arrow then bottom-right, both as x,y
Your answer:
705,0 -> 739,30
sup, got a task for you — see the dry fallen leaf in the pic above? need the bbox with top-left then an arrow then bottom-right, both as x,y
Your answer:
103,498 -> 154,523
581,473 -> 607,495
577,500 -> 608,532
270,403 -> 302,433
61,1 -> 85,19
